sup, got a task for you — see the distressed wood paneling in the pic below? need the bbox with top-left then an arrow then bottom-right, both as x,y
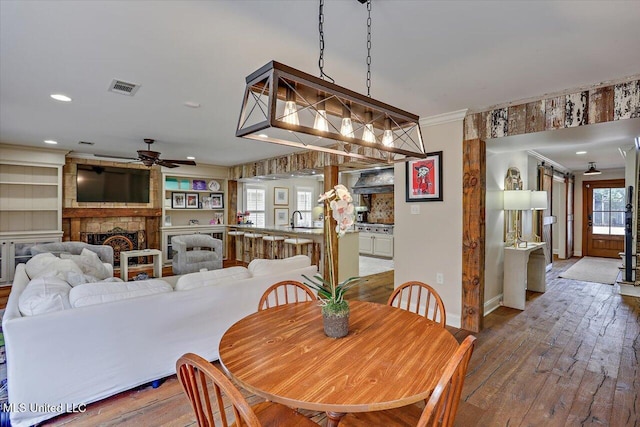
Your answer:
462,138 -> 485,333
490,108 -> 508,138
564,91 -> 588,127
588,86 -> 614,124
464,113 -> 480,140
525,100 -> 546,133
480,110 -> 491,141
507,104 -> 526,136
545,96 -> 565,130
614,80 -> 640,120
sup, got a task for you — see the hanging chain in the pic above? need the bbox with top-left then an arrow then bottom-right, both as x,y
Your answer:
318,0 -> 334,83
366,0 -> 372,97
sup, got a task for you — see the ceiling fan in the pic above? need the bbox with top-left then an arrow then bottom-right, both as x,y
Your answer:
136,139 -> 196,168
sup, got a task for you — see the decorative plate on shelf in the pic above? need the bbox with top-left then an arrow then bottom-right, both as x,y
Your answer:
208,180 -> 220,191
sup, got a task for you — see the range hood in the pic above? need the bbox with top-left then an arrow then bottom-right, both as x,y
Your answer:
352,168 -> 394,194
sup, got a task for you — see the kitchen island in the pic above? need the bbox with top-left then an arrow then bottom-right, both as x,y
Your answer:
228,224 -> 359,281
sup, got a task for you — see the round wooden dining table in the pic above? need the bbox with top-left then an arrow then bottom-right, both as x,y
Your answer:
219,300 -> 459,426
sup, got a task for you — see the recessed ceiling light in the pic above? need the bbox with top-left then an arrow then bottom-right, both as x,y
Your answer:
50,94 -> 72,102
44,140 -> 58,145
576,151 -> 587,155
183,101 -> 201,108
186,156 -> 195,160
258,134 -> 268,138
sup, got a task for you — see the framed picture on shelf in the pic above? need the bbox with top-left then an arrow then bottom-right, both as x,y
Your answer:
186,193 -> 199,209
192,179 -> 207,190
405,151 -> 443,202
210,193 -> 224,208
274,187 -> 289,205
172,192 -> 186,208
274,208 -> 289,226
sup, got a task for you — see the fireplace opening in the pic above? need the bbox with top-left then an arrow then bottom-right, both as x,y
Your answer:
82,227 -> 145,267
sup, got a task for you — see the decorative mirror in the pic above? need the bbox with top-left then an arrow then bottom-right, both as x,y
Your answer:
504,167 -> 523,244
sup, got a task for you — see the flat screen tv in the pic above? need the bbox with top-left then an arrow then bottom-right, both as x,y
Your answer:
77,164 -> 150,203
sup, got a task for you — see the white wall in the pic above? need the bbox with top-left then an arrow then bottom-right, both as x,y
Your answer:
573,168 -> 624,256
484,150 -> 529,314
394,115 -> 464,327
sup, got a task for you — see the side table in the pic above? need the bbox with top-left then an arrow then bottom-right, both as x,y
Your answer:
120,249 -> 163,281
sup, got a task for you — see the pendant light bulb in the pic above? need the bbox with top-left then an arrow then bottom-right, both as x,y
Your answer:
340,103 -> 354,138
282,86 -> 299,126
382,117 -> 393,147
313,94 -> 329,132
362,111 -> 376,143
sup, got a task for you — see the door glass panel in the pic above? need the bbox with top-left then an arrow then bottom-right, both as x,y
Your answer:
592,186 -> 625,235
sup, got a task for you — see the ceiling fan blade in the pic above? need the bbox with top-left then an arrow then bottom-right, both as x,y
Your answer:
160,159 -> 197,166
156,160 -> 180,168
137,150 -> 160,159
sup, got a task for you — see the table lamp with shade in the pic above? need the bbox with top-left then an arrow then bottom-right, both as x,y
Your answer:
503,190 -> 531,248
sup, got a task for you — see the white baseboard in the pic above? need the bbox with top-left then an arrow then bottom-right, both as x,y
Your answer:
446,312 -> 461,329
484,294 -> 503,316
574,250 -> 582,257
553,249 -> 559,255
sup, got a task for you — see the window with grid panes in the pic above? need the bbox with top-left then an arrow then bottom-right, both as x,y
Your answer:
245,187 -> 266,227
593,186 -> 625,235
296,187 -> 314,227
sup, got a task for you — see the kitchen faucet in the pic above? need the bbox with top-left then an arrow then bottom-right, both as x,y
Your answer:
290,210 -> 303,228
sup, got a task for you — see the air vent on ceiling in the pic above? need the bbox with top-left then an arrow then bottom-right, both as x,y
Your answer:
108,79 -> 140,96
78,141 -> 95,145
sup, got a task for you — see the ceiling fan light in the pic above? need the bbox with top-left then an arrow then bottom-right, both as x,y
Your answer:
583,162 -> 601,176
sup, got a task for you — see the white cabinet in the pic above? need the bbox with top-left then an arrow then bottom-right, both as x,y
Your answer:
359,232 -> 394,258
0,232 -> 63,285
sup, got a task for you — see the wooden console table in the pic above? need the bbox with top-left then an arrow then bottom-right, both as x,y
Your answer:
503,242 -> 547,310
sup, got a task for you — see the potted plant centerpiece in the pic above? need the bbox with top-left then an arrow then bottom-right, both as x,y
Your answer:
304,184 -> 360,338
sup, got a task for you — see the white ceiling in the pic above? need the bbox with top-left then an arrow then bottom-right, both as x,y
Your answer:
1,1 -> 639,169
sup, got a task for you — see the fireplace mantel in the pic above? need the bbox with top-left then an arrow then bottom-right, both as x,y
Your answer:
63,208 -> 161,219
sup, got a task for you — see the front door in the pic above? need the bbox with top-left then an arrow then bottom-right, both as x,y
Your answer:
583,179 -> 625,258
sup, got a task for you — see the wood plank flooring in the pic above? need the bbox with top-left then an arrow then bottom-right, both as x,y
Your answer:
41,259 -> 639,426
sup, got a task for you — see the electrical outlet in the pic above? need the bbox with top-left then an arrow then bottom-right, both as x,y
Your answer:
411,205 -> 420,214
436,273 -> 444,284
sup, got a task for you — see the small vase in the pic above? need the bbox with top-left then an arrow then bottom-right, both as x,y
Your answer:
322,302 -> 350,338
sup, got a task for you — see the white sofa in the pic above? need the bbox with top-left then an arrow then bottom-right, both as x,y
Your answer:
3,254 -> 317,427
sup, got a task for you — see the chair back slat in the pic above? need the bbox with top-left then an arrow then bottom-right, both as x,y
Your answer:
387,281 -> 447,327
417,335 -> 476,427
258,280 -> 316,311
176,353 -> 261,427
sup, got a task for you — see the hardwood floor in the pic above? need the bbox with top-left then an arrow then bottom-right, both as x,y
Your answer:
41,260 -> 639,426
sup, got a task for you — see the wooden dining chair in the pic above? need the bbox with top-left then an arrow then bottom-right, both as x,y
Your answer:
387,281 -> 447,327
258,280 -> 316,311
339,335 -> 477,427
176,353 -> 317,427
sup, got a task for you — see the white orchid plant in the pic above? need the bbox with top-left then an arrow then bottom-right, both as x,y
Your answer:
304,184 -> 361,316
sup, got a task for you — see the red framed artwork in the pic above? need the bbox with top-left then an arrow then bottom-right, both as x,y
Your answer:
405,151 -> 443,202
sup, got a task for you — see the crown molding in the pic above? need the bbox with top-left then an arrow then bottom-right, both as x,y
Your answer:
419,109 -> 468,127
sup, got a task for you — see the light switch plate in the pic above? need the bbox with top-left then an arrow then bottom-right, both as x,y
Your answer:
411,205 -> 420,214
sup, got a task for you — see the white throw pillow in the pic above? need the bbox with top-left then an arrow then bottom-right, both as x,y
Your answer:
25,253 -> 58,279
248,255 -> 312,277
61,248 -> 111,280
69,279 -> 173,307
175,266 -> 251,291
18,276 -> 72,316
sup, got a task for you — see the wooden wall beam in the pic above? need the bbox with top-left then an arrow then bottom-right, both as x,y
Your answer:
324,164 -> 339,284
462,138 -> 485,333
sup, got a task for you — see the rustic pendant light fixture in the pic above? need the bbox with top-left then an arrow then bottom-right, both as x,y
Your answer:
583,162 -> 602,175
236,0 -> 426,164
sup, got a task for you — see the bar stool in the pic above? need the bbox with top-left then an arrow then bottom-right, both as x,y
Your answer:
284,236 -> 314,260
226,230 -> 245,263
243,232 -> 264,262
262,234 -> 285,259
